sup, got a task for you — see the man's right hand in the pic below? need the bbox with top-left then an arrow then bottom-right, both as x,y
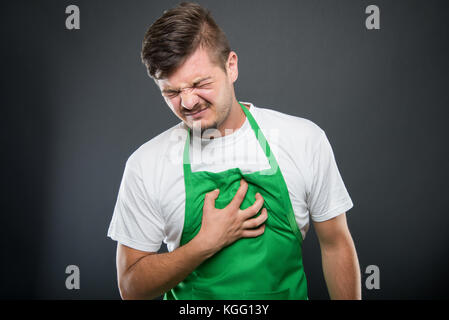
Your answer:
116,179 -> 267,299
195,179 -> 268,256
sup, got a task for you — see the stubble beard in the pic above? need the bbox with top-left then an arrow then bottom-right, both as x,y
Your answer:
200,102 -> 232,136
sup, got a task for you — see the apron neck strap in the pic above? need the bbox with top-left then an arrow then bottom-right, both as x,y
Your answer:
238,102 -> 278,171
183,102 -> 279,173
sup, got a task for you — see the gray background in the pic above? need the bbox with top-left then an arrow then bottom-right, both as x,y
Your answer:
2,0 -> 448,299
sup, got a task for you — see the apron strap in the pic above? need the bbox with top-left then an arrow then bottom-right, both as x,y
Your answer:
238,102 -> 279,174
183,127 -> 192,179
182,101 -> 303,244
239,103 -> 303,244
183,102 -> 281,175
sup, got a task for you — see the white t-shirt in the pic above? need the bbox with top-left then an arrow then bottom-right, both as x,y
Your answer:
107,102 -> 354,252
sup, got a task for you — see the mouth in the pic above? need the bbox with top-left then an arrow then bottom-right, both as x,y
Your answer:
185,107 -> 208,119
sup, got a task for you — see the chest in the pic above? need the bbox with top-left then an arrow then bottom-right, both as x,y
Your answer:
157,135 -> 309,225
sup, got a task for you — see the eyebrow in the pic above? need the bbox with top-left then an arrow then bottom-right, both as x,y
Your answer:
162,76 -> 212,93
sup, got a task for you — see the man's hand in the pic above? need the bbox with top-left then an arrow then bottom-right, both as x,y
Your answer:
116,178 -> 267,299
195,179 -> 268,256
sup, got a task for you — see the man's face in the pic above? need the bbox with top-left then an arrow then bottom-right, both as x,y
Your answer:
156,47 -> 237,132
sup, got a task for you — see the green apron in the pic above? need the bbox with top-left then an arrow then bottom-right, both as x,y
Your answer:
165,102 -> 308,300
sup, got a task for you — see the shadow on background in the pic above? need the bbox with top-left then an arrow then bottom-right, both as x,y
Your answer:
2,1 -> 51,299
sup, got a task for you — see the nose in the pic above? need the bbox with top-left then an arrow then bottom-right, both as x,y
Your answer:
180,88 -> 199,110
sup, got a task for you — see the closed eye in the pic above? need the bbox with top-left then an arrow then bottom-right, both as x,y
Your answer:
163,90 -> 180,98
195,82 -> 213,88
163,81 -> 213,98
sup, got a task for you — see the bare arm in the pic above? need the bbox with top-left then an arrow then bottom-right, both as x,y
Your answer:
116,179 -> 268,300
117,236 -> 212,300
312,213 -> 361,300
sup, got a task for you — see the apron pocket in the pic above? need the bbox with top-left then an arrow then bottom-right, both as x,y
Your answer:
192,286 -> 290,300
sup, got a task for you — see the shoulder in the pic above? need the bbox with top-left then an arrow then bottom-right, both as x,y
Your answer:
249,103 -> 325,151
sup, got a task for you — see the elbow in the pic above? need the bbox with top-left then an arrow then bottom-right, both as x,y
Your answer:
118,278 -> 133,300
119,288 -> 132,300
321,227 -> 356,251
118,273 -> 158,300
119,282 -> 144,300
118,273 -> 141,300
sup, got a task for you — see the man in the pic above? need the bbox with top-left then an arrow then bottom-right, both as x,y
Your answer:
107,2 -> 361,300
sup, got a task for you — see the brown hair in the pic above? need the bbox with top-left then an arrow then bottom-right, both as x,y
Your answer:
141,2 -> 231,79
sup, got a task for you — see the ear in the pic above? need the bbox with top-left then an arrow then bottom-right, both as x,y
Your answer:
226,51 -> 238,83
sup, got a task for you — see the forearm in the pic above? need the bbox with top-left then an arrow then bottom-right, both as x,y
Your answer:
119,236 -> 215,300
320,236 -> 361,300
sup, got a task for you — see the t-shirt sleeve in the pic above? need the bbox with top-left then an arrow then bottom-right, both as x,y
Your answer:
308,131 -> 354,222
107,157 -> 165,252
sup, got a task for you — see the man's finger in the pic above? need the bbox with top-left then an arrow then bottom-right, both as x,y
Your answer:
242,208 -> 268,229
203,189 -> 220,212
241,223 -> 266,238
241,193 -> 264,219
228,179 -> 248,210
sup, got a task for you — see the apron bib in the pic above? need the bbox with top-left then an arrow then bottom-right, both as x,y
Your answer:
165,102 -> 308,300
